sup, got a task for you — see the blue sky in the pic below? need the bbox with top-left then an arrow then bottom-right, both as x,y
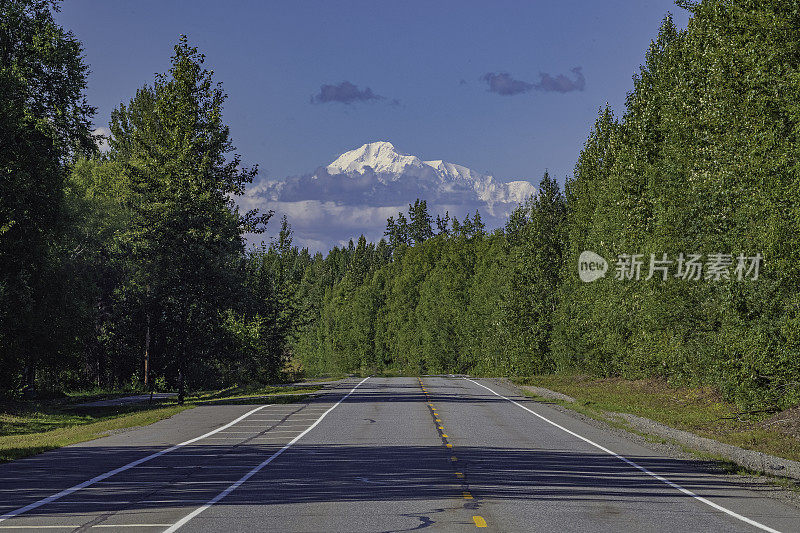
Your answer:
55,0 -> 690,249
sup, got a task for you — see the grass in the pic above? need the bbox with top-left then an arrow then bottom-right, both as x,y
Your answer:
186,384 -> 321,404
0,403 -> 188,463
63,386 -> 146,403
0,383 -> 323,463
514,374 -> 800,464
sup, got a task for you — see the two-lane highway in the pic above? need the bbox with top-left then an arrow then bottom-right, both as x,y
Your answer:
1,377 -> 798,532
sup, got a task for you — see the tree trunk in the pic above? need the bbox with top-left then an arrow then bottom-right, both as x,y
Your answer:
143,284 -> 151,390
143,311 -> 151,390
23,362 -> 36,399
177,352 -> 185,405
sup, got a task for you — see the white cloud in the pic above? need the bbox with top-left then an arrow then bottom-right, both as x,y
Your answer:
239,194 -> 526,253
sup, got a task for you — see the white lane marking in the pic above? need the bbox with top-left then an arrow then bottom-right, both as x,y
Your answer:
93,526 -> 171,529
0,522 -> 174,528
41,499 -> 208,504
216,430 -> 300,434
163,377 -> 370,532
0,405 -> 269,523
0,527 -> 79,530
94,481 -> 230,485
465,378 -> 782,533
222,425 -> 314,429
132,465 -> 253,470
162,454 -> 218,457
244,418 -> 321,421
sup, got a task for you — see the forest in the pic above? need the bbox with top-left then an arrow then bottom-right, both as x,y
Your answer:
2,0 -> 799,409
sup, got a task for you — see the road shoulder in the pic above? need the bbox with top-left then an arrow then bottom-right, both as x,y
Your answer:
490,377 -> 800,510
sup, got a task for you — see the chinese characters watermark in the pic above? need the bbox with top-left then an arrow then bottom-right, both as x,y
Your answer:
579,251 -> 762,283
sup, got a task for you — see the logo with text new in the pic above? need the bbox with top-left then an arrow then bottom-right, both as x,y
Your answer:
578,251 -> 608,282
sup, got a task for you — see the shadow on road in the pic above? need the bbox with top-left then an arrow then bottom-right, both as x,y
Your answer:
0,442 -> 753,518
0,378 -> 768,522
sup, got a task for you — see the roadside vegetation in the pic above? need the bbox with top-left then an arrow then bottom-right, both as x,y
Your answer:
289,1 -> 800,416
1,1 -> 295,402
516,375 -> 800,464
0,383 -> 319,462
0,402 -> 187,463
187,384 -> 321,404
2,0 -> 799,459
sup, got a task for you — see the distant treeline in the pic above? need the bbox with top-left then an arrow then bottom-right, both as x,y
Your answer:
290,2 -> 800,409
3,0 -> 799,409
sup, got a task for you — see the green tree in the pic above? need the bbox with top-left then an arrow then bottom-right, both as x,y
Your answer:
504,172 -> 566,374
0,0 -> 95,393
108,36 -> 269,401
408,199 -> 434,244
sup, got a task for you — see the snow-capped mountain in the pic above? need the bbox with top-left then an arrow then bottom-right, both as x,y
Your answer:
324,141 -> 536,210
241,141 -> 538,251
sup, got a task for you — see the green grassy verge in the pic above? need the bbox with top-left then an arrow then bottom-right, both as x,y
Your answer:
514,375 -> 800,464
0,405 -> 188,463
0,383 -> 323,463
187,384 -> 321,404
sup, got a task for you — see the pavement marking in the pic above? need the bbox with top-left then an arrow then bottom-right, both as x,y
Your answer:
246,418 -> 320,422
46,500 -> 135,504
0,527 -> 80,530
473,516 -> 488,528
232,423 -> 316,427
451,456 -> 458,462
92,481 -> 230,485
162,377 -> 370,533
225,429 -> 299,433
465,378 -> 783,533
164,454 -> 218,457
0,404 -> 271,523
455,472 -> 464,479
462,491 -> 473,500
133,465 -> 253,470
92,526 -> 171,528
0,525 -> 178,529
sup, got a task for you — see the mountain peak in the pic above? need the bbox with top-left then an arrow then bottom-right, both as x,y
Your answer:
327,141 -> 425,176
322,141 -> 536,209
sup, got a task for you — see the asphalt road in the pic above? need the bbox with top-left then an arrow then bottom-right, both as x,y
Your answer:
1,377 -> 799,532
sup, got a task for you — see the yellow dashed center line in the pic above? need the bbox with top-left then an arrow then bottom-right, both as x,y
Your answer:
421,377 -> 480,526
473,515 -> 488,528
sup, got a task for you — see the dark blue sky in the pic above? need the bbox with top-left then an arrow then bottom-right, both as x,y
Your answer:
55,1 -> 690,249
57,0 -> 688,182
